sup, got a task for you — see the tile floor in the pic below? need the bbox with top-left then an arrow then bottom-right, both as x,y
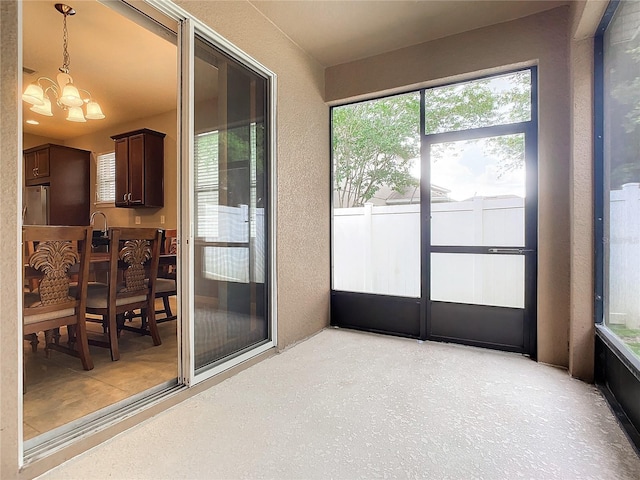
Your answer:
23,299 -> 178,440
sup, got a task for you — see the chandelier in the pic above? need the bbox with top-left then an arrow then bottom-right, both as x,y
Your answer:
22,3 -> 105,122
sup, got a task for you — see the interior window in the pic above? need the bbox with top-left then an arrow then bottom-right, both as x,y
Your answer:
95,152 -> 115,204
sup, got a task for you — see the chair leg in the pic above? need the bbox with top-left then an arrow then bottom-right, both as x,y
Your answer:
147,305 -> 162,346
162,295 -> 173,318
108,311 -> 120,361
75,317 -> 94,371
26,333 -> 38,353
44,329 -> 54,358
67,324 -> 77,348
140,308 -> 148,333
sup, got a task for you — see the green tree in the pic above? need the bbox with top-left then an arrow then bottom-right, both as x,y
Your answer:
333,93 -> 420,208
333,72 -> 531,207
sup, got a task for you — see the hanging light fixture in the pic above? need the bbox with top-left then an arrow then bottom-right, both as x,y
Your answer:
22,4 -> 105,122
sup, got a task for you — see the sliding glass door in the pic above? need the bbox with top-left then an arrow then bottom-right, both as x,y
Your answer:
189,33 -> 272,376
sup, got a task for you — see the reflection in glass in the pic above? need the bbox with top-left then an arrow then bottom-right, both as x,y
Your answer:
430,253 -> 524,308
604,1 -> 640,359
424,70 -> 531,135
331,92 -> 420,297
193,36 -> 269,371
430,134 -> 525,247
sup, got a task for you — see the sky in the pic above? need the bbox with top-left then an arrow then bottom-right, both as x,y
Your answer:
410,136 -> 526,201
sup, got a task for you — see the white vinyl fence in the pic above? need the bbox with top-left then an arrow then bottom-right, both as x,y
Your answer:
610,183 -> 640,328
200,205 -> 265,284
333,196 -> 525,308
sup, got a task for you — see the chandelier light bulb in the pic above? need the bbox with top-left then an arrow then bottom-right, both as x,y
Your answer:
30,96 -> 53,116
22,83 -> 45,106
85,101 -> 105,120
60,82 -> 83,107
66,106 -> 86,122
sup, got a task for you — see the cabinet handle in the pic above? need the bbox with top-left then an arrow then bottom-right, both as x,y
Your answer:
128,193 -> 132,201
32,167 -> 37,177
123,193 -> 128,202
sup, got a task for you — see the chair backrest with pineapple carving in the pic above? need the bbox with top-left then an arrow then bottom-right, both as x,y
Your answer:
107,228 -> 162,301
22,226 -> 92,317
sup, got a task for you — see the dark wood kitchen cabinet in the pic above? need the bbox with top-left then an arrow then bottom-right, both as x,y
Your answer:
23,144 -> 90,225
24,148 -> 50,184
111,128 -> 165,208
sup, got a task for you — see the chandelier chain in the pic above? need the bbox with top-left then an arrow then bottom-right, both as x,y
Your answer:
61,12 -> 70,74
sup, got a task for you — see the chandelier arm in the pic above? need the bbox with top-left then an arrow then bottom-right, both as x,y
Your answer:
77,88 -> 93,102
36,76 -> 60,88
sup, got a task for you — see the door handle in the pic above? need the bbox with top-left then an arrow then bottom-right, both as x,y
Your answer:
488,248 -> 535,254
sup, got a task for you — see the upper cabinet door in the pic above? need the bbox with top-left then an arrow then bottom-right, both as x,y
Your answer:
128,134 -> 145,205
111,129 -> 165,208
114,137 -> 129,207
24,148 -> 50,185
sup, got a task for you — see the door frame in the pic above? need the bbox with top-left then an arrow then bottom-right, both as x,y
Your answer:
330,66 -> 538,358
420,66 -> 538,357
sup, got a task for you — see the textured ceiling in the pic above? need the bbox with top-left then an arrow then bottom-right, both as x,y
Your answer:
22,0 -> 569,141
249,0 -> 569,66
22,1 -> 178,141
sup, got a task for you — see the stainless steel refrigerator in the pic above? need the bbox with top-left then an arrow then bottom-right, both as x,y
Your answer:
23,185 -> 50,225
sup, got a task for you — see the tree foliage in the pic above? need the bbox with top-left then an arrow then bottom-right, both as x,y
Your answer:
610,40 -> 640,188
333,72 -> 531,207
333,94 -> 420,208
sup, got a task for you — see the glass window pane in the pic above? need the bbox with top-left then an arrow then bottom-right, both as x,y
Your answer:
604,0 -> 640,360
430,134 -> 525,246
332,92 -> 420,297
193,36 -> 269,371
430,253 -> 524,308
425,70 -> 531,135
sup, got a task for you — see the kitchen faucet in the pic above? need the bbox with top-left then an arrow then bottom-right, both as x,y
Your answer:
90,211 -> 108,237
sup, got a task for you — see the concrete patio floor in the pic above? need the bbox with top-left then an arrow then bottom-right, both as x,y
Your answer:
38,328 -> 640,479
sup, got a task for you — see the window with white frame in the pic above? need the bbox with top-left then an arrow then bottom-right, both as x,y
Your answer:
95,152 -> 116,204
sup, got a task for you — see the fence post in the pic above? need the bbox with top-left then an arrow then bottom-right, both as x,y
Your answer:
364,202 -> 373,291
473,197 -> 484,304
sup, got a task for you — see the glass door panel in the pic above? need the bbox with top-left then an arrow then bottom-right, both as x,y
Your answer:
430,253 -> 525,308
192,36 -> 269,372
430,134 -> 526,247
331,92 -> 421,297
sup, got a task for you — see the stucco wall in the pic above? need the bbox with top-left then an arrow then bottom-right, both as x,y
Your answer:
326,7 -> 573,368
1,0 -> 21,475
1,0 -> 329,476
174,0 -> 330,348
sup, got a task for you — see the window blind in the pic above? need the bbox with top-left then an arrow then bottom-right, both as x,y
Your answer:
96,152 -> 116,203
195,131 -> 219,238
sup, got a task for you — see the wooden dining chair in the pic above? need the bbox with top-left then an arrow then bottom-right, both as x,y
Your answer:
85,227 -> 163,361
22,225 -> 94,371
155,228 -> 177,322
